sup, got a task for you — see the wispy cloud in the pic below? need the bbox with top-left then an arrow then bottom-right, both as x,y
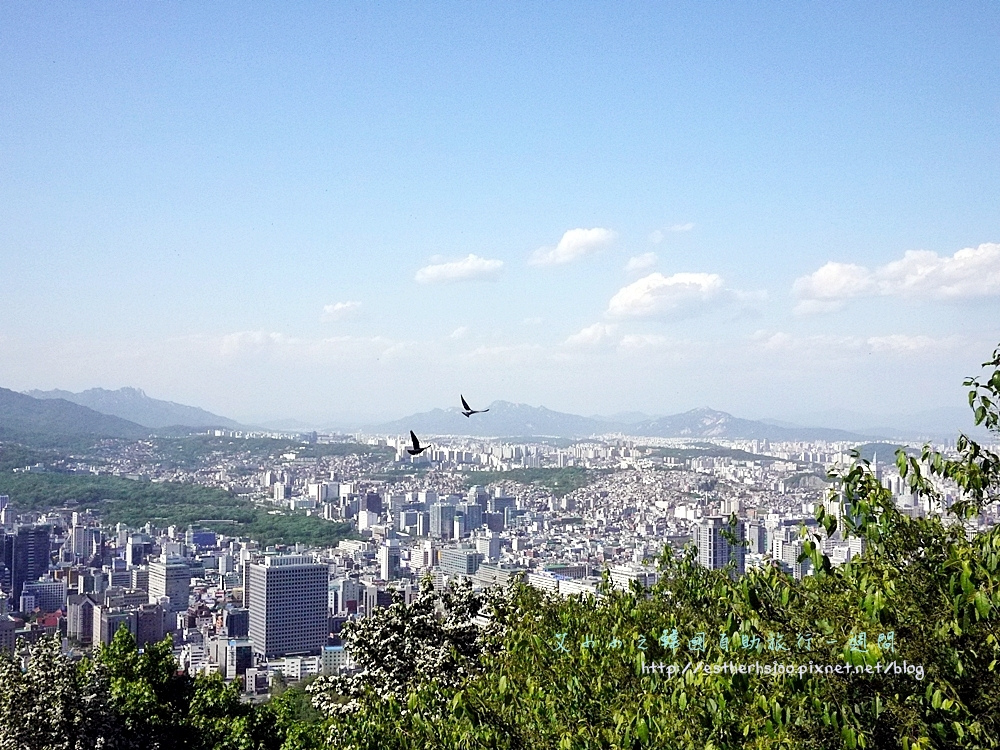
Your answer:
449,326 -> 469,339
625,252 -> 658,274
751,330 -> 960,357
321,301 -> 362,321
670,222 -> 695,232
528,228 -> 616,267
415,254 -> 504,284
619,333 -> 669,350
793,242 -> 1000,314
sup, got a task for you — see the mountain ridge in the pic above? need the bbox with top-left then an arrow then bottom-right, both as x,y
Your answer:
368,401 -> 876,441
25,387 -> 242,430
0,388 -> 150,444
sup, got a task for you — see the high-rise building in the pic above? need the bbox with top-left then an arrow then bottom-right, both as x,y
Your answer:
378,540 -> 401,581
694,517 -> 745,575
67,593 -> 99,645
247,554 -> 327,658
429,503 -> 454,540
148,556 -> 191,613
134,603 -> 167,648
0,614 -> 16,654
222,607 -> 250,638
475,532 -> 501,562
11,525 -> 51,603
456,502 -> 483,534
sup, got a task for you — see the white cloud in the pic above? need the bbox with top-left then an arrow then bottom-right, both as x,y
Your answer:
793,243 -> 1000,314
415,254 -> 504,284
648,230 -> 664,244
791,262 -> 878,314
321,301 -> 361,321
607,272 -> 725,317
625,252 -> 658,274
866,334 -> 947,354
449,326 -> 469,339
528,228 -> 616,267
670,222 -> 695,232
564,323 -> 616,347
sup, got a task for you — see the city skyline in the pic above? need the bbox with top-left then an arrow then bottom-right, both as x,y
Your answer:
2,3 -> 998,425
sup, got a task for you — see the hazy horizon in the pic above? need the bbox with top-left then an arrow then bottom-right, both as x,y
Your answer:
2,4 -> 998,426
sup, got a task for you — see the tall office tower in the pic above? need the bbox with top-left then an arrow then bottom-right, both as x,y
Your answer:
148,556 -> 191,613
12,525 -> 51,602
429,503 -> 455,540
378,539 -> 401,581
246,554 -> 327,658
452,514 -> 466,540
221,607 -> 249,638
362,492 -> 383,514
694,517 -> 745,575
417,491 -> 438,507
134,603 -> 167,648
487,495 -> 515,515
1,613 -> 17,654
416,512 -> 430,537
467,486 -> 490,510
484,512 -> 505,532
746,523 -> 768,555
0,532 -> 11,596
455,502 -> 483,533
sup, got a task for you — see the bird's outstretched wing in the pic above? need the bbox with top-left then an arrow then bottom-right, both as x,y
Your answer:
461,395 -> 472,411
409,430 -> 420,450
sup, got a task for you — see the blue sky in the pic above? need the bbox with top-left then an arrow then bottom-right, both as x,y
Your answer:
1,2 -> 998,425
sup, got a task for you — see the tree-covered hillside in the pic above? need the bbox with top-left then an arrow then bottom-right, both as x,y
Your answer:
0,472 -> 354,548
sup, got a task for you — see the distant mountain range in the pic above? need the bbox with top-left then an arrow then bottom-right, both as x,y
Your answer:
3,385 -> 988,447
0,388 -> 150,443
25,387 -> 242,430
369,401 -> 873,441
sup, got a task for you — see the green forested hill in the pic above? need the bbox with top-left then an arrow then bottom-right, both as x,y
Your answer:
0,471 -> 353,547
0,387 -> 149,444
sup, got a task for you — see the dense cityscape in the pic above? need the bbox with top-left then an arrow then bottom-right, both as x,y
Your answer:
3,426 -> 995,695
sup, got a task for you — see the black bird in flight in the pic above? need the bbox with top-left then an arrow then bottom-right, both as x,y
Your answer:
407,430 -> 430,456
461,395 -> 489,418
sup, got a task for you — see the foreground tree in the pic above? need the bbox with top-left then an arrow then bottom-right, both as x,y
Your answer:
0,628 -> 311,750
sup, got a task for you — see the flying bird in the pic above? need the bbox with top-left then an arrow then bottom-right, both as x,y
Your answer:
461,395 -> 489,418
407,430 -> 430,455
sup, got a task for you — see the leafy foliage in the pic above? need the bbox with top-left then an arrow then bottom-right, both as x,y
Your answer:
0,628 -> 313,750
